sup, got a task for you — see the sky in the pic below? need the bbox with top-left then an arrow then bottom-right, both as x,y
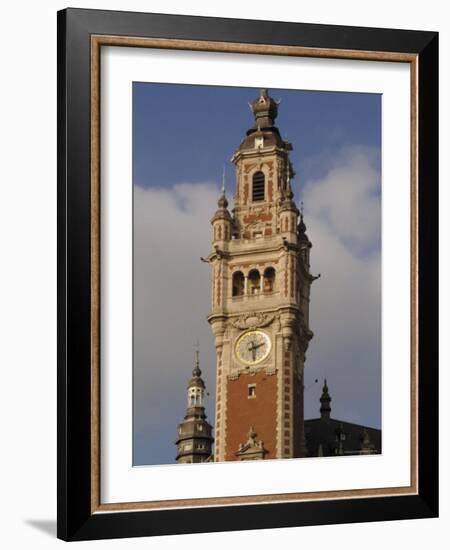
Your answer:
133,83 -> 381,466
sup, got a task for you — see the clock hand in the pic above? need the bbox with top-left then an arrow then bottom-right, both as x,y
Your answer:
247,341 -> 257,357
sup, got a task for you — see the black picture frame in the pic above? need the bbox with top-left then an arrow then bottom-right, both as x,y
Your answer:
57,7 -> 438,541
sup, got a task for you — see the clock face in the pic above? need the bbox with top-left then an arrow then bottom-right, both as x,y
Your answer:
235,330 -> 271,366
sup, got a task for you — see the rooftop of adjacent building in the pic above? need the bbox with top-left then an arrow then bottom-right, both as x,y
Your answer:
304,380 -> 381,457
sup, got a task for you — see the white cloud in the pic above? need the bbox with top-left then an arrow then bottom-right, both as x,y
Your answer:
302,145 -> 381,254
134,146 -> 381,464
133,183 -> 219,464
301,146 -> 381,424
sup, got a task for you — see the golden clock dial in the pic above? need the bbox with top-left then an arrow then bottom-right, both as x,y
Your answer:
235,330 -> 271,366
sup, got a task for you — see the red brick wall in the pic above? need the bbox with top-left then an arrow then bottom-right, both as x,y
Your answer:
225,371 -> 278,461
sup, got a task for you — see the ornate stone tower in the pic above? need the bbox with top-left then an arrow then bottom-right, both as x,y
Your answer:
175,352 -> 214,464
207,89 -> 316,462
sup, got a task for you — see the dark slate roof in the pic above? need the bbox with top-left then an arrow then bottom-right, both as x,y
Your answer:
188,362 -> 205,389
175,416 -> 214,444
238,128 -> 286,151
304,417 -> 382,457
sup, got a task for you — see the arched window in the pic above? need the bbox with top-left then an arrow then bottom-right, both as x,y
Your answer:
248,269 -> 261,294
263,267 -> 276,293
232,271 -> 245,297
252,171 -> 265,202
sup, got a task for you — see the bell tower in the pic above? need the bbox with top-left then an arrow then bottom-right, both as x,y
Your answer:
207,89 -> 317,462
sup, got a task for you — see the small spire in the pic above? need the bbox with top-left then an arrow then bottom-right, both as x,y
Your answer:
298,201 -> 308,239
176,343 -> 213,463
217,167 -> 229,209
320,378 -> 331,420
195,340 -> 199,363
192,341 -> 202,378
221,165 -> 226,194
285,173 -> 293,200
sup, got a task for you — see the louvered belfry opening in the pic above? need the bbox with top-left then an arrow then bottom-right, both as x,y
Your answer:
252,171 -> 265,201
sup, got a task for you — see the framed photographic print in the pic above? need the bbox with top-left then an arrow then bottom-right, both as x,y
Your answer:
57,8 -> 438,541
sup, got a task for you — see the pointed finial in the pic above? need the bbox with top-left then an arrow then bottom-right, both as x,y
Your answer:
320,378 -> 331,420
284,172 -> 293,201
217,167 -> 229,209
195,340 -> 200,366
298,200 -> 308,239
192,340 -> 201,378
221,166 -> 226,194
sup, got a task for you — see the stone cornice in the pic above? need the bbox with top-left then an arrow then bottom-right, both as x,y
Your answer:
208,304 -> 302,324
207,240 -> 300,262
231,146 -> 288,164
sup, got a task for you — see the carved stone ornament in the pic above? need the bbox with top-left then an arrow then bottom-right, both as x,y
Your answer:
235,427 -> 268,460
231,312 -> 277,330
228,364 -> 277,380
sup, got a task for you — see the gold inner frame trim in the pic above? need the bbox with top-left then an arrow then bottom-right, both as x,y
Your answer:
90,34 -> 419,514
